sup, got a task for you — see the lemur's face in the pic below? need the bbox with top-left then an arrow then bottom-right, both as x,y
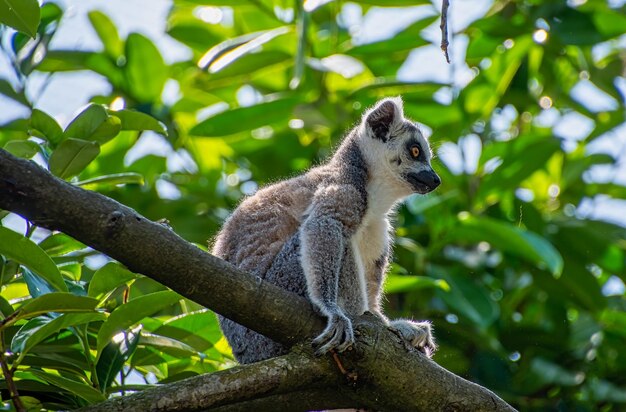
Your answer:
362,98 -> 440,195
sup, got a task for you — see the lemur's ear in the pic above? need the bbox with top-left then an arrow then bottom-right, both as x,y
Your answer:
364,97 -> 404,142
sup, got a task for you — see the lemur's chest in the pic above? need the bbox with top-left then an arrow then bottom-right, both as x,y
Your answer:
352,216 -> 389,266
350,178 -> 398,267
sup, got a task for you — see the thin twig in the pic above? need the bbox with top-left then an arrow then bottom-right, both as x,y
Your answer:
76,325 -> 100,389
25,220 -> 37,238
330,350 -> 358,385
0,332 -> 26,412
440,0 -> 451,63
0,309 -> 21,329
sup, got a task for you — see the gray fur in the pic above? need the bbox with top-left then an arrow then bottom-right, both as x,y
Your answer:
213,97 -> 440,363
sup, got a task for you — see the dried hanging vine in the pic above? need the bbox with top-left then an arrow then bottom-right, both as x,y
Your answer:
440,0 -> 451,63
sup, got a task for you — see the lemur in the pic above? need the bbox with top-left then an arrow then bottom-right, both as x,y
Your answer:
213,97 -> 440,364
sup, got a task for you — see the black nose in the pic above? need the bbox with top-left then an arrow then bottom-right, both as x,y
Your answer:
416,170 -> 441,189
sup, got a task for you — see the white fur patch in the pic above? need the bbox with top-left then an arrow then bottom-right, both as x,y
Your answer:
350,237 -> 369,311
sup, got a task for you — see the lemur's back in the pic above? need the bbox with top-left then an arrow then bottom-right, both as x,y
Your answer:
212,166 -> 328,276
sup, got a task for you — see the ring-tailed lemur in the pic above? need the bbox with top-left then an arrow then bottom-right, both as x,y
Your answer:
214,97 -> 440,364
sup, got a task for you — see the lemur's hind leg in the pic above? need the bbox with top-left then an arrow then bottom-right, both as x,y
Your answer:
219,233 -> 308,364
388,319 -> 436,357
218,316 -> 288,363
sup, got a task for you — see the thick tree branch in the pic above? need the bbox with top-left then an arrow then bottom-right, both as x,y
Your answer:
0,149 -> 323,347
0,149 -> 516,411
79,350 -> 358,412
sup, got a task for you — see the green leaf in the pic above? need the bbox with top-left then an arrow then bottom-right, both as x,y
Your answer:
176,0 -> 249,4
16,396 -> 42,411
96,326 -> 141,391
3,140 -> 39,158
0,0 -> 40,38
592,9 -> 626,39
353,0 -> 429,4
4,293 -> 99,329
530,358 -> 582,386
89,115 -> 122,144
346,16 -> 435,55
0,79 -> 29,107
88,262 -> 138,301
125,33 -> 167,103
0,257 -> 18,286
201,26 -> 291,73
30,109 -> 64,145
450,214 -> 564,277
59,262 -> 81,282
0,294 -> 14,318
88,10 -> 123,58
463,84 -> 493,114
35,50 -> 95,72
22,267 -> 55,297
18,293 -> 99,315
108,109 -> 167,135
385,275 -> 450,294
436,270 -> 499,329
533,264 -> 605,312
97,290 -> 181,356
407,190 -> 458,214
551,8 -> 602,45
38,2 -> 62,31
38,233 -> 85,257
153,310 -> 223,352
404,101 -> 463,128
28,369 -> 106,403
5,372 -> 62,393
76,172 -> 144,189
166,21 -> 225,52
207,50 -> 291,83
588,379 -> 626,403
64,104 -> 108,140
562,153 -> 614,188
477,135 -> 560,206
11,312 -> 105,357
600,309 -> 626,338
0,227 -> 67,292
49,138 -> 101,179
190,98 -> 298,137
18,354 -> 88,377
139,332 -> 200,358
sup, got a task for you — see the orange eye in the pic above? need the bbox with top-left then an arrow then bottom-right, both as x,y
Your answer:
410,145 -> 420,158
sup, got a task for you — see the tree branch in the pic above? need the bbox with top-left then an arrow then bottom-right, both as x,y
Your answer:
0,149 -> 323,347
0,149 -> 516,411
78,350 -> 358,412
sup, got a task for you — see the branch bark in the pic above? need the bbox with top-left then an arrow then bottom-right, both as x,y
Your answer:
0,149 -> 516,411
78,349 -> 358,412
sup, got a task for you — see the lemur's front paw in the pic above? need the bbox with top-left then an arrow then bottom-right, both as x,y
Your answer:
388,319 -> 436,357
312,312 -> 355,356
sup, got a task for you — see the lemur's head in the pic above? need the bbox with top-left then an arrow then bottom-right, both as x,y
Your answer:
359,97 -> 440,195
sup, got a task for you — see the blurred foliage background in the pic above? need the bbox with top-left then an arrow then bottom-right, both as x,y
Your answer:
1,0 -> 625,410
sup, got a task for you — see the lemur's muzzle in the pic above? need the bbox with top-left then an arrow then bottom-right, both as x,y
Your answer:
406,169 -> 441,194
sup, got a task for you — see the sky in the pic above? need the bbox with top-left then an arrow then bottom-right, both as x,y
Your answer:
0,0 -> 624,227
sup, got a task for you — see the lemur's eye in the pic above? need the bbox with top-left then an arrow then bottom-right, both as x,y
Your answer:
410,145 -> 420,159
